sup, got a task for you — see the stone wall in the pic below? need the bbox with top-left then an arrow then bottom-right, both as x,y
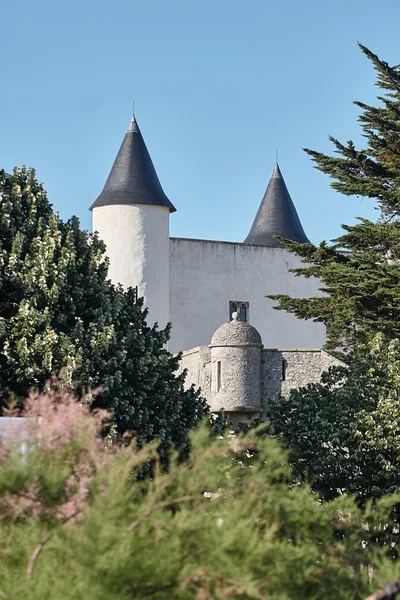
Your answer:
178,346 -> 211,399
261,349 -> 343,408
178,346 -> 343,412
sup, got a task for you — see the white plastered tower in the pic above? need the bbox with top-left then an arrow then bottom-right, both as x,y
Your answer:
90,117 -> 176,329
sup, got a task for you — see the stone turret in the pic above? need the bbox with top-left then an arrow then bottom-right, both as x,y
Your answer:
209,313 -> 263,424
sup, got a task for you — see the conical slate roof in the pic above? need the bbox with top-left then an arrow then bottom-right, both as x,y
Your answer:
90,116 -> 176,212
243,164 -> 310,247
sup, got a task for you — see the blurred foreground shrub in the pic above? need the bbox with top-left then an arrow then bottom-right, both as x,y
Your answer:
0,386 -> 399,600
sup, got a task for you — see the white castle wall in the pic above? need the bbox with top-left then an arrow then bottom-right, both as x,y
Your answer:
169,238 -> 325,354
93,204 -> 170,329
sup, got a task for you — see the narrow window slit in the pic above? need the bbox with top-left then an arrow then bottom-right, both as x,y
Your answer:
217,361 -> 222,391
281,359 -> 287,381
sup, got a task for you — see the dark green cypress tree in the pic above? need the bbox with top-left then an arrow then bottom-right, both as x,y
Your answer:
269,45 -> 400,355
0,167 -> 208,452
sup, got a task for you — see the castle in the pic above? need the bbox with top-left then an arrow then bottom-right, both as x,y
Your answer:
90,116 -> 339,418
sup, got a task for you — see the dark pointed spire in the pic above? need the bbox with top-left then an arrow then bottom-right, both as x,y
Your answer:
90,116 -> 176,212
243,163 -> 310,247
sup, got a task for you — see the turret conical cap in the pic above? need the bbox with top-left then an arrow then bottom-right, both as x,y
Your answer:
243,164 -> 309,247
90,116 -> 176,212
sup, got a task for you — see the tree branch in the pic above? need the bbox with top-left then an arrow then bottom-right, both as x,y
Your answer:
25,529 -> 50,578
127,494 -> 198,532
25,509 -> 82,578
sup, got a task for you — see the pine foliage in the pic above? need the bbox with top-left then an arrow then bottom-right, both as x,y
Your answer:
0,389 -> 398,600
269,45 -> 400,354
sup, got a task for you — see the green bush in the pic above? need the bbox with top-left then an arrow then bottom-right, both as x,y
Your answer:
0,388 -> 398,599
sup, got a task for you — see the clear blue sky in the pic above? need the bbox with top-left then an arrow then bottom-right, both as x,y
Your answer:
1,0 -> 399,244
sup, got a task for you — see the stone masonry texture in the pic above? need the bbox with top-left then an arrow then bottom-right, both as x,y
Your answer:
178,346 -> 343,414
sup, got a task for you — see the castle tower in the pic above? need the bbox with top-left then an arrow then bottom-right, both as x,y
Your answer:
209,313 -> 263,424
90,116 -> 176,328
244,163 -> 310,246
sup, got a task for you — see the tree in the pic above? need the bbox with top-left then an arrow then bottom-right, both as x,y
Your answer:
0,167 -> 208,453
265,45 -> 400,510
266,334 -> 400,505
269,45 -> 400,355
0,388 -> 398,600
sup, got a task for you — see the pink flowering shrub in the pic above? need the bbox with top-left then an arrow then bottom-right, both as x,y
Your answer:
0,381 -> 110,523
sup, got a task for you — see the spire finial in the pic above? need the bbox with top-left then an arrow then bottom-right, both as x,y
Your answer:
128,103 -> 139,133
276,147 -> 278,164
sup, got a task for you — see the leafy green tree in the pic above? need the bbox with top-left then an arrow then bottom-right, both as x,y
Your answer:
0,387 -> 399,600
0,167 -> 208,452
267,334 -> 400,504
269,45 -> 400,355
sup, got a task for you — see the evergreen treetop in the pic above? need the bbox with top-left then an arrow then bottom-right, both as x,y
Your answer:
269,45 -> 400,354
307,45 -> 400,219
